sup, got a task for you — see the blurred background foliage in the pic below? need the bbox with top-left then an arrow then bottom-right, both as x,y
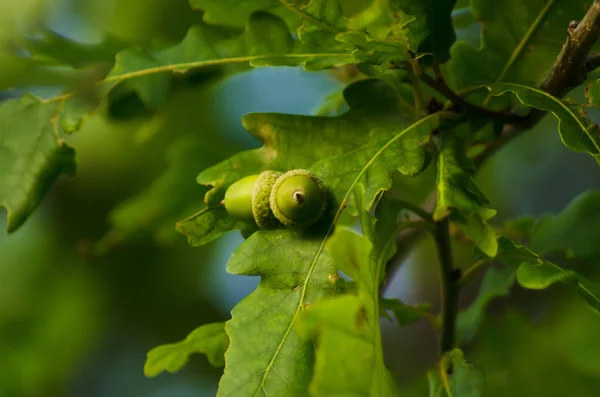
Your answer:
1,0 -> 600,396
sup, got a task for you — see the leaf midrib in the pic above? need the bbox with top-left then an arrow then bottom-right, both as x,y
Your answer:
253,113 -> 440,396
41,53 -> 350,105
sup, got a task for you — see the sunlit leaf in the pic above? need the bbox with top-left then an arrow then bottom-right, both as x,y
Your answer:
178,79 -> 419,245
216,229 -> 342,397
144,322 -> 229,377
295,193 -> 412,396
215,114 -> 440,396
0,95 -> 76,233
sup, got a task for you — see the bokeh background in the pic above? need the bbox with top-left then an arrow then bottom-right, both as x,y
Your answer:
2,0 -> 600,396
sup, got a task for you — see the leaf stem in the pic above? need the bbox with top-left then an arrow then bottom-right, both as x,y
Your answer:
393,199 -> 434,224
434,217 -> 459,356
458,259 -> 491,288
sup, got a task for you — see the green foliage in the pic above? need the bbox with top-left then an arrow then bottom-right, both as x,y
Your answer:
294,195 -> 415,396
217,229 -> 341,397
488,83 -> 600,164
495,236 -> 600,314
4,0 -> 600,395
0,95 -> 76,233
428,349 -> 485,397
144,322 -> 229,377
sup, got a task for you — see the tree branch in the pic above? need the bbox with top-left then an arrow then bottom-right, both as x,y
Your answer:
434,218 -> 459,356
541,3 -> 600,97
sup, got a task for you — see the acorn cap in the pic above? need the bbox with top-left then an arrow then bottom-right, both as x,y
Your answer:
270,169 -> 327,229
252,171 -> 282,229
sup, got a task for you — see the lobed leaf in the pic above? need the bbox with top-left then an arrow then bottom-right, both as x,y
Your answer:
295,192 -> 422,396
217,229 -> 342,397
488,83 -> 600,165
434,134 -> 497,256
144,322 -> 229,378
215,114 -> 441,396
496,236 -> 600,315
0,95 -> 76,233
179,79 -> 418,245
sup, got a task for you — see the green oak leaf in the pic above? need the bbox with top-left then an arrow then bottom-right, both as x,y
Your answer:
388,0 -> 458,62
488,83 -> 600,165
428,349 -> 485,397
530,190 -> 600,259
11,12 -> 354,138
295,193 -> 411,396
217,229 -> 342,397
0,94 -> 76,233
311,113 -> 441,215
101,12 -> 296,109
457,266 -> 515,344
496,236 -> 600,314
178,79 -> 418,245
214,115 -> 441,395
144,322 -> 229,378
450,0 -> 593,99
434,134 -> 498,257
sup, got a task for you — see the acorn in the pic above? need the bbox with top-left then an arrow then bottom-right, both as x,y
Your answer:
223,169 -> 327,230
270,169 -> 327,229
223,171 -> 282,229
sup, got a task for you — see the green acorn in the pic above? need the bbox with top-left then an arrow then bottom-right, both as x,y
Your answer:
223,171 -> 281,228
270,169 -> 327,229
223,169 -> 327,230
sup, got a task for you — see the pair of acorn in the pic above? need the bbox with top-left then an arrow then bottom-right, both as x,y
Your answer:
223,169 -> 327,229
